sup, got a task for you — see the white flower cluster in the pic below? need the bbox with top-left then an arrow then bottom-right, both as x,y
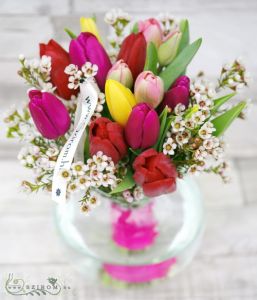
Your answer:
190,79 -> 216,114
65,62 -> 98,90
59,151 -> 117,194
18,144 -> 59,174
122,186 -> 144,203
3,105 -> 40,142
18,54 -> 54,92
220,58 -> 251,91
104,8 -> 130,25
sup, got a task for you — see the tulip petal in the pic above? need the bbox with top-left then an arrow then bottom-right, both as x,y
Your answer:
69,38 -> 87,68
105,79 -> 136,126
40,92 -> 71,136
29,101 -> 59,139
141,110 -> 160,149
90,137 -> 120,163
125,107 -> 145,149
107,122 -> 128,158
80,17 -> 102,43
143,178 -> 176,197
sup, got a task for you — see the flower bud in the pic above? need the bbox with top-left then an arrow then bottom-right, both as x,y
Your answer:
158,31 -> 182,66
125,103 -> 160,149
105,79 -> 136,126
138,18 -> 163,47
107,59 -> 133,89
134,71 -> 164,108
160,76 -> 190,110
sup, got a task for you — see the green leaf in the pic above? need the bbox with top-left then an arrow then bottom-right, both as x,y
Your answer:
144,42 -> 158,74
64,28 -> 77,39
153,107 -> 169,150
158,117 -> 173,152
109,168 -> 135,194
212,92 -> 236,113
212,101 -> 246,137
129,148 -> 142,156
178,19 -> 189,54
159,38 -> 202,91
131,22 -> 138,33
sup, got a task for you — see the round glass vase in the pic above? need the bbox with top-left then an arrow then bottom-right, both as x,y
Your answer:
54,176 -> 204,285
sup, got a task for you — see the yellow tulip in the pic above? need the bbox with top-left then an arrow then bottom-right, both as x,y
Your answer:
80,17 -> 102,43
105,79 -> 136,126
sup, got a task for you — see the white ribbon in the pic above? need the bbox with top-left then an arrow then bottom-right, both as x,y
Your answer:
52,78 -> 98,203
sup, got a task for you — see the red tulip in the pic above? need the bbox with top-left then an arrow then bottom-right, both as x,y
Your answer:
40,39 -> 77,100
89,117 -> 127,164
117,32 -> 146,80
133,149 -> 177,197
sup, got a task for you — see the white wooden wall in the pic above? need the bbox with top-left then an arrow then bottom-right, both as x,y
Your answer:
0,1 -> 257,299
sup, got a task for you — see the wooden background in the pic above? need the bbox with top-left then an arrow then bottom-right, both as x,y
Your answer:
0,0 -> 257,299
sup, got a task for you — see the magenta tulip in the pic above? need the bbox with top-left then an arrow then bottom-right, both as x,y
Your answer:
125,103 -> 160,149
160,76 -> 190,110
28,90 -> 71,140
69,32 -> 112,90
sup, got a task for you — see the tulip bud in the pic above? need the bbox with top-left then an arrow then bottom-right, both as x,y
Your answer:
138,18 -> 163,47
80,17 -> 102,43
134,71 -> 164,108
28,90 -> 71,140
158,31 -> 182,66
105,79 -> 136,126
125,103 -> 160,149
160,75 -> 190,110
107,59 -> 133,89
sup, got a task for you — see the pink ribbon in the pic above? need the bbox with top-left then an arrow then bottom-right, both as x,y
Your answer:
111,202 -> 158,250
103,257 -> 177,283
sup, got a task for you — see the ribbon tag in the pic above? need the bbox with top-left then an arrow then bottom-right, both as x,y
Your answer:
52,79 -> 98,203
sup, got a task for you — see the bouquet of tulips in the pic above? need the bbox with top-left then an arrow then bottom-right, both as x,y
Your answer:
4,9 -> 251,213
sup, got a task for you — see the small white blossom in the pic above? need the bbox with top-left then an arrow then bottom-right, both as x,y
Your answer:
68,72 -> 81,90
46,147 -> 59,157
71,161 -> 85,176
81,62 -> 98,78
194,146 -> 208,161
77,175 -> 91,190
67,182 -> 78,193
198,122 -> 216,139
176,130 -> 191,146
123,190 -> 134,203
171,116 -> 185,133
64,64 -> 78,75
133,186 -> 144,201
192,111 -> 206,125
174,104 -> 186,115
59,169 -> 72,182
163,137 -> 177,155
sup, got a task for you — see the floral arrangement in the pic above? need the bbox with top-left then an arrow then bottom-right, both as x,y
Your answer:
4,9 -> 251,214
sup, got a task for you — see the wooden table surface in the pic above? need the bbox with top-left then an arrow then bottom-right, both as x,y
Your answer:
0,1 -> 257,299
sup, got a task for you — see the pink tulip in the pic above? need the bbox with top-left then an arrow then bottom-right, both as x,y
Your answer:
69,32 -> 112,90
134,71 -> 164,108
28,90 -> 71,140
107,59 -> 133,89
125,103 -> 160,149
160,76 -> 190,110
138,18 -> 163,47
